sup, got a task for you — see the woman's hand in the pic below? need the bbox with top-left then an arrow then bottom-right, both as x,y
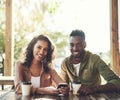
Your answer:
38,86 -> 60,95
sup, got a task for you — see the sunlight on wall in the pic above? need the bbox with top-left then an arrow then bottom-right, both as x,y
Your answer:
50,0 -> 110,53
52,0 -> 111,73
14,0 -> 110,53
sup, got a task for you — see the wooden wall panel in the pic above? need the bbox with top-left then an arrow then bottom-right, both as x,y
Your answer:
4,0 -> 14,76
111,0 -> 120,76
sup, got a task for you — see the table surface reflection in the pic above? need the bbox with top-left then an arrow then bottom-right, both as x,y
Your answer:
0,90 -> 120,100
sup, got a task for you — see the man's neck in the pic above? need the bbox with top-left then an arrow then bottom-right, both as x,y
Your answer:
72,57 -> 81,64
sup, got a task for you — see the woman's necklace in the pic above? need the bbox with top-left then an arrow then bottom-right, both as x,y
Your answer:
30,65 -> 43,77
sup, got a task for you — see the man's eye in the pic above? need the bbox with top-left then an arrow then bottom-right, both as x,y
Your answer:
78,44 -> 82,47
70,44 -> 74,47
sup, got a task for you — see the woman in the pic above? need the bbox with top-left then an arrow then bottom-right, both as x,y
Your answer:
14,34 -> 69,95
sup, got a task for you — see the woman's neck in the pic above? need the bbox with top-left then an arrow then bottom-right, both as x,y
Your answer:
29,61 -> 43,77
31,60 -> 42,68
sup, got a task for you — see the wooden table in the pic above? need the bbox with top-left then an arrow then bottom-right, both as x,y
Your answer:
0,76 -> 14,90
0,91 -> 120,100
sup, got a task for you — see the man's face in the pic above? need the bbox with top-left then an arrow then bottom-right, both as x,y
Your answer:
69,36 -> 86,58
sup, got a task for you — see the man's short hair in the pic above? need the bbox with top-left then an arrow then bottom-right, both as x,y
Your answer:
70,29 -> 85,40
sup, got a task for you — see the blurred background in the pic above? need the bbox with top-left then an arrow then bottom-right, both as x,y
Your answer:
0,0 -> 120,75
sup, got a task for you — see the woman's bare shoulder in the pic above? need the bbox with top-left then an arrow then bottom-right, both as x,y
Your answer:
16,60 -> 23,66
15,60 -> 24,70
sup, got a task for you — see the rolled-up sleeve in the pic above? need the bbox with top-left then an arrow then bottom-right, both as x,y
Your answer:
96,58 -> 120,89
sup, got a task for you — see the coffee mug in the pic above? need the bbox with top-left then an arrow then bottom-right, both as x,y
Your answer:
72,81 -> 81,95
21,81 -> 32,96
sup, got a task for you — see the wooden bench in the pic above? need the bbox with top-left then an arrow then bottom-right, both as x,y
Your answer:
0,76 -> 14,90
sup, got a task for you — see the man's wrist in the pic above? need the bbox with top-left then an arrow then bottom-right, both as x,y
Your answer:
92,85 -> 98,92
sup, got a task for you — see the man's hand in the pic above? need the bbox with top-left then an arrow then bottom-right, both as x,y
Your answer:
78,84 -> 96,95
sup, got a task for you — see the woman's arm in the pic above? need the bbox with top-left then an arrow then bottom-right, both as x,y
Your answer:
35,86 -> 59,95
50,69 -> 70,95
50,69 -> 64,85
14,61 -> 23,93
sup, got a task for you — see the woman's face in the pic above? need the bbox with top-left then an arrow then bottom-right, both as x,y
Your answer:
33,40 -> 48,62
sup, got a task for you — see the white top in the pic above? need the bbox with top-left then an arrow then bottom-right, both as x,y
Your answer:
31,76 -> 40,88
73,63 -> 80,76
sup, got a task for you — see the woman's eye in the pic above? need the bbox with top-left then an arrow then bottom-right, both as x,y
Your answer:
38,46 -> 41,49
44,48 -> 48,52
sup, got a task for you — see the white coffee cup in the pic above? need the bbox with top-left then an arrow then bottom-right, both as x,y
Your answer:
21,81 -> 32,96
72,82 -> 81,95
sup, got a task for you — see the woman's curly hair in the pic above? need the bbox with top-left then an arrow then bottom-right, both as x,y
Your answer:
22,34 -> 54,72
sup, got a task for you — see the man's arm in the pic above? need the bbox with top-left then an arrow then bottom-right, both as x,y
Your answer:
94,83 -> 118,92
78,83 -> 119,95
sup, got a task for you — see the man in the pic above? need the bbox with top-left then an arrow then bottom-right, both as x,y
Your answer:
60,29 -> 120,95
